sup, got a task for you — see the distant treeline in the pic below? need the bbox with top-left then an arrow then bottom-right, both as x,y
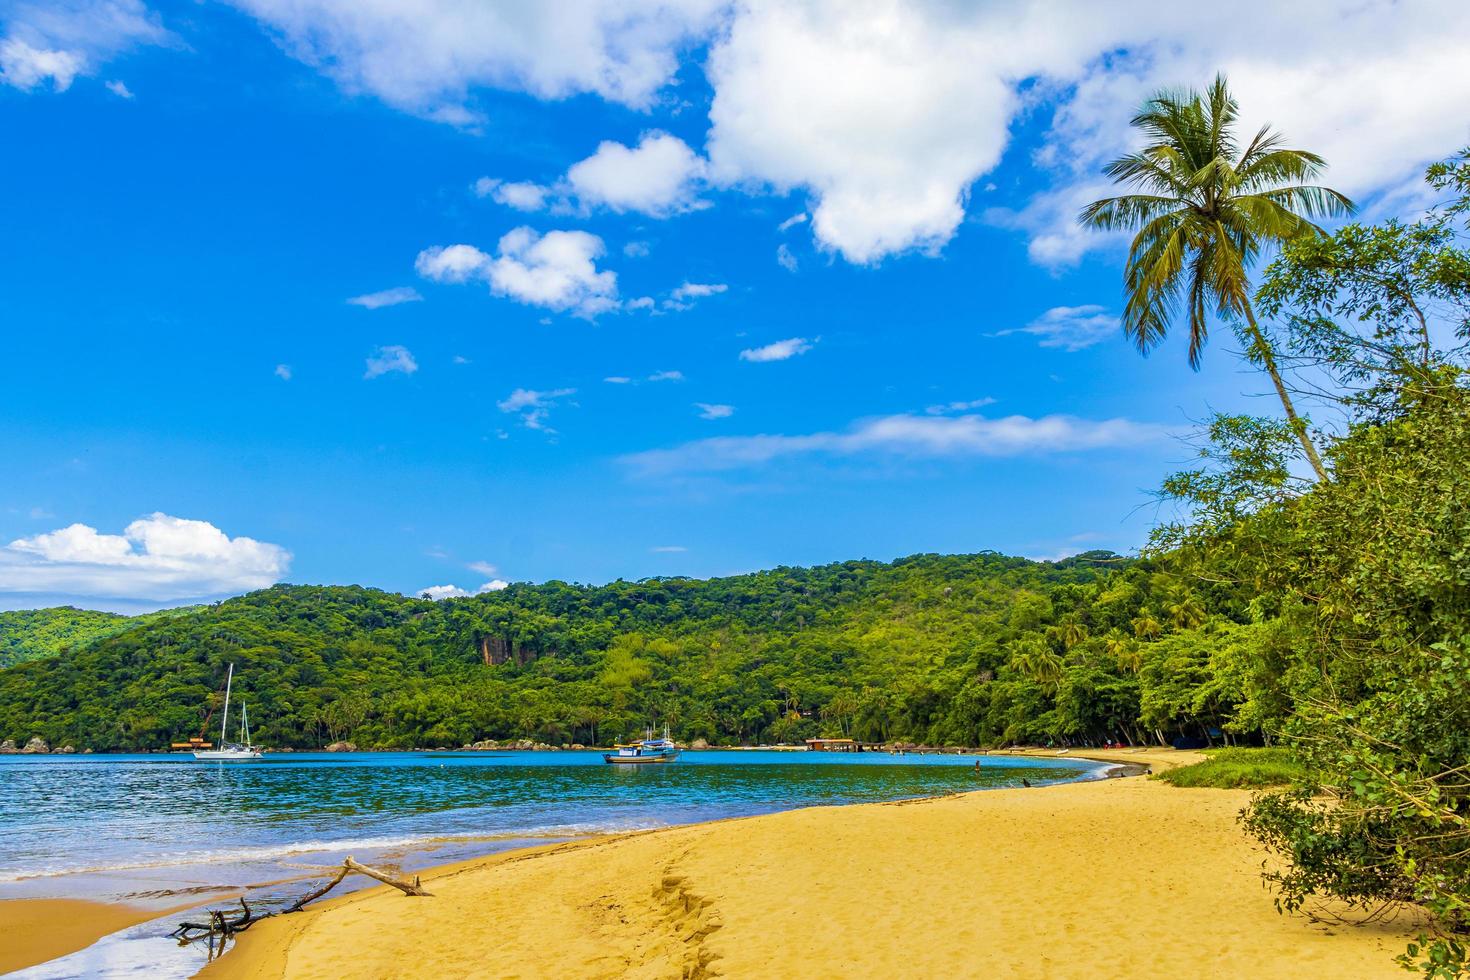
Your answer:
0,550 -> 1265,752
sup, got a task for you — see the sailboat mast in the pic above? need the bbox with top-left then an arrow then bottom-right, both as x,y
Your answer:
220,664 -> 233,746
241,702 -> 249,745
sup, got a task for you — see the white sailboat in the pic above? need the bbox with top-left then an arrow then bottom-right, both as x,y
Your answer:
193,663 -> 263,761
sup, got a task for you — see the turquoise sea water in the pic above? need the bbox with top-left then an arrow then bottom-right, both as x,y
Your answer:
0,750 -> 1103,977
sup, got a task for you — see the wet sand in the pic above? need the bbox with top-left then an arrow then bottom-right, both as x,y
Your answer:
0,898 -> 161,974
200,748 -> 1423,979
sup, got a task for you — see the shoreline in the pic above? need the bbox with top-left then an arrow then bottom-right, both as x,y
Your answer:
0,898 -> 164,975
197,747 -> 1423,979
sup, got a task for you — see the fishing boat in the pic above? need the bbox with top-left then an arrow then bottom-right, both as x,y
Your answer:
603,726 -> 680,764
192,663 -> 263,761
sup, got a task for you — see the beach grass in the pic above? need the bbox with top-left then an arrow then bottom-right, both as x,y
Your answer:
1155,746 -> 1305,789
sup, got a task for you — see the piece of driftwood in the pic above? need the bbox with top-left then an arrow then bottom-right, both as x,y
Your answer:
284,863 -> 351,912
172,857 -> 432,959
343,856 -> 433,896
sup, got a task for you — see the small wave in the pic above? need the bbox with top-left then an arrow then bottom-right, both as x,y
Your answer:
0,821 -> 657,883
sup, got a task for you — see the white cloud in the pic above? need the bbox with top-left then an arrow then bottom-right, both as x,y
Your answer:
705,2 -> 1470,265
490,229 -> 617,316
474,177 -> 550,211
663,281 -> 726,312
695,402 -> 734,420
626,296 -> 655,311
479,132 -> 708,218
0,513 -> 291,601
566,131 -> 707,216
230,0 -> 725,121
623,240 -> 651,258
623,412 -> 1169,476
274,363 -> 292,381
417,229 -> 618,318
776,243 -> 798,272
925,397 -> 997,415
364,344 -> 418,379
0,38 -> 82,91
347,285 -> 423,309
497,386 -> 576,431
225,2 -> 1470,267
104,78 -> 131,98
993,305 -> 1120,352
650,545 -> 687,553
1,0 -> 171,93
419,584 -> 470,600
604,375 -> 633,384
705,3 -> 1029,264
415,244 -> 491,284
777,212 -> 808,232
467,560 -> 498,576
420,577 -> 509,600
739,337 -> 813,363
648,370 -> 684,382
669,282 -> 725,301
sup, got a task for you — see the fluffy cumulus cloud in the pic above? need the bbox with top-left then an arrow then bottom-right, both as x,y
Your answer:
993,305 -> 1120,352
473,178 -> 550,211
0,513 -> 291,601
416,229 -> 618,318
364,344 -> 417,378
227,2 -> 1470,265
230,0 -> 725,122
705,2 -> 1028,264
695,402 -> 734,420
1,0 -> 172,93
347,285 -> 422,309
739,337 -> 813,363
477,132 -> 708,218
566,131 -> 708,215
623,412 -> 1169,476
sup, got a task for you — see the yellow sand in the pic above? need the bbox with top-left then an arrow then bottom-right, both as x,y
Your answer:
203,749 -> 1421,979
0,898 -> 159,974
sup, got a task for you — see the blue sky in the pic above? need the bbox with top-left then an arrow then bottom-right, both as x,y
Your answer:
2,1 -> 1467,611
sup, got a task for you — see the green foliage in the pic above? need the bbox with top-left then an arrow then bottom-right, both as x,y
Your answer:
0,607 -> 172,667
1155,747 -> 1303,788
1160,149 -> 1470,975
0,551 -> 1257,755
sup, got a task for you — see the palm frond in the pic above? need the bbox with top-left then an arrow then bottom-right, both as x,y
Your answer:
1079,194 -> 1184,231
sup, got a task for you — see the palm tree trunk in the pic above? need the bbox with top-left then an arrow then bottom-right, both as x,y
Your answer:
1241,304 -> 1329,481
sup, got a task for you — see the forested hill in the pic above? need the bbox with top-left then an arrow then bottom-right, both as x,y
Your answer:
0,607 -> 133,668
1,549 -> 1258,752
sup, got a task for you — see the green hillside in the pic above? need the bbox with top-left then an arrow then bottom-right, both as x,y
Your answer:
0,550 -> 1250,752
0,607 -> 132,668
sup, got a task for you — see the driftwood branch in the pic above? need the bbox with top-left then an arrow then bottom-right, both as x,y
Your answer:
284,864 -> 350,913
344,856 -> 432,896
172,857 -> 432,959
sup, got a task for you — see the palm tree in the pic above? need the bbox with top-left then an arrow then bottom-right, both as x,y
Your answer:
1011,637 -> 1065,691
1080,74 -> 1353,481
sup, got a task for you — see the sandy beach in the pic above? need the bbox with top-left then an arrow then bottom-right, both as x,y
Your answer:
0,898 -> 163,975
196,749 -> 1421,979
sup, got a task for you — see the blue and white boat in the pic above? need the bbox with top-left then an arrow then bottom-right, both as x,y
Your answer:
603,726 -> 680,764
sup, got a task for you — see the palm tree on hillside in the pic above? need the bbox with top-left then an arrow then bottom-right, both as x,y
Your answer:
1079,74 -> 1354,481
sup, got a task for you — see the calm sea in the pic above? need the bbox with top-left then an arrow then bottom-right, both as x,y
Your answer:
0,750 -> 1103,978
